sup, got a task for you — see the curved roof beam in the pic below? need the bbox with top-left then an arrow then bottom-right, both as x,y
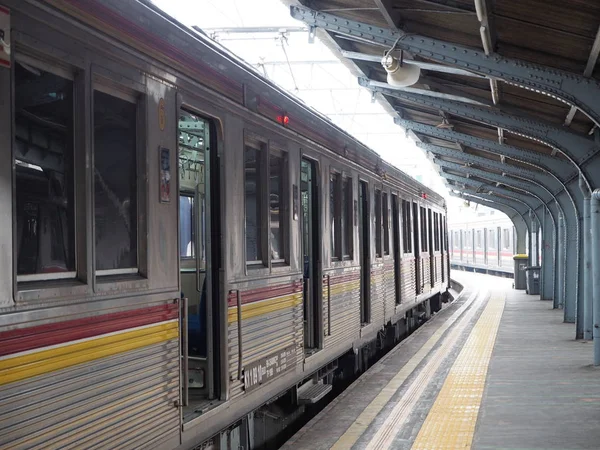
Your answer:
434,158 -> 554,210
450,190 -> 525,217
420,142 -> 562,197
448,184 -> 533,218
440,171 -> 543,213
396,120 -> 576,182
368,87 -> 597,187
399,121 -> 580,240
290,5 -> 600,127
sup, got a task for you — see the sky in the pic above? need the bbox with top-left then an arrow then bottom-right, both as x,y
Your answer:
150,0 -> 494,214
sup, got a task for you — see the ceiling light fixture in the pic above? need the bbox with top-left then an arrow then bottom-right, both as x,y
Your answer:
381,47 -> 421,88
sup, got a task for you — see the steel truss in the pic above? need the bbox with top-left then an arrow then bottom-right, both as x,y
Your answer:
290,5 -> 600,126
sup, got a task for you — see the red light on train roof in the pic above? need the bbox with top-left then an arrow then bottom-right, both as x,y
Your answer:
421,192 -> 428,199
277,115 -> 290,126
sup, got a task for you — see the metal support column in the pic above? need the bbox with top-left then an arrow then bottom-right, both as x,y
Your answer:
515,219 -> 527,255
591,190 -> 600,365
530,211 -> 539,266
580,175 -> 593,340
541,207 -> 555,301
556,213 -> 565,310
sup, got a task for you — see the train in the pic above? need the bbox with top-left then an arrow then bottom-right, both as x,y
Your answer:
449,210 -> 516,277
0,1 -> 450,449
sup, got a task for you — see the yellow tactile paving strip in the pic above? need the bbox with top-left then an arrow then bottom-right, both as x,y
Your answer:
330,289 -> 483,450
410,294 -> 505,450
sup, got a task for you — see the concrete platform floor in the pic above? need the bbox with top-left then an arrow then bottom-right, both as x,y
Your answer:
281,272 -> 600,450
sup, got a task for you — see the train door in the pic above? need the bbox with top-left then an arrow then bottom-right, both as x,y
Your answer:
301,158 -> 321,350
392,195 -> 401,304
178,108 -> 221,402
427,208 -> 434,287
441,216 -> 446,283
358,180 -> 371,324
412,202 -> 421,295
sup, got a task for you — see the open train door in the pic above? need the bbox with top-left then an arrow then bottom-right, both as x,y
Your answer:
300,157 -> 322,352
178,106 -> 222,408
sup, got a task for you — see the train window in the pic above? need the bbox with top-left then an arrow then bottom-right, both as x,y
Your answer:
439,216 -> 444,251
330,172 -> 340,260
179,195 -> 195,258
489,229 -> 496,249
269,150 -> 287,262
401,200 -> 412,254
93,89 -> 138,274
503,228 -> 510,249
374,189 -> 382,258
420,206 -> 428,252
442,218 -> 447,251
244,134 -> 289,267
433,213 -> 440,251
14,61 -> 76,281
382,192 -> 390,256
342,177 -> 353,259
244,135 -> 266,265
476,230 -> 483,248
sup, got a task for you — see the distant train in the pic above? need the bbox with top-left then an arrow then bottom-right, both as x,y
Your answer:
449,214 -> 515,277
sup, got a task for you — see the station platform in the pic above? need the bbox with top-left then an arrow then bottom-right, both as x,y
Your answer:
282,272 -> 600,450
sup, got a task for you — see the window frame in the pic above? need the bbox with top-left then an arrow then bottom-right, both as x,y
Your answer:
341,175 -> 354,260
401,199 -> 413,255
382,191 -> 390,256
420,206 -> 428,253
329,170 -> 354,264
374,189 -> 383,258
433,212 -> 440,252
243,131 -> 268,268
330,170 -> 341,261
12,55 -> 150,300
243,130 -> 290,272
268,143 -> 289,266
92,81 -> 146,279
13,57 -> 78,284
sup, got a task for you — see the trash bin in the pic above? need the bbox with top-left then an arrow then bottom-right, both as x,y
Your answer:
525,266 -> 541,295
513,254 -> 528,290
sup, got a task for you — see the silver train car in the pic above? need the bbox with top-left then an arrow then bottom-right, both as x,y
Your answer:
0,1 -> 449,449
449,214 -> 516,276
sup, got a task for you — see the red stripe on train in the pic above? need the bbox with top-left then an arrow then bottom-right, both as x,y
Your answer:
227,281 -> 303,307
0,304 -> 178,357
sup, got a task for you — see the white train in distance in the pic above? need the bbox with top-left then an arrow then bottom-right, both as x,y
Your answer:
448,204 -> 516,277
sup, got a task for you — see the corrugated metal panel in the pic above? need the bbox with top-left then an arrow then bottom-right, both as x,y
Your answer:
227,282 -> 303,400
400,258 -> 416,304
383,261 -> 396,322
370,264 -> 385,327
0,335 -> 180,450
433,254 -> 443,287
421,256 -> 431,293
323,270 -> 360,350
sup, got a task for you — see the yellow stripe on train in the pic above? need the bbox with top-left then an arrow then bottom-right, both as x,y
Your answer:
0,321 -> 178,386
228,293 -> 303,324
